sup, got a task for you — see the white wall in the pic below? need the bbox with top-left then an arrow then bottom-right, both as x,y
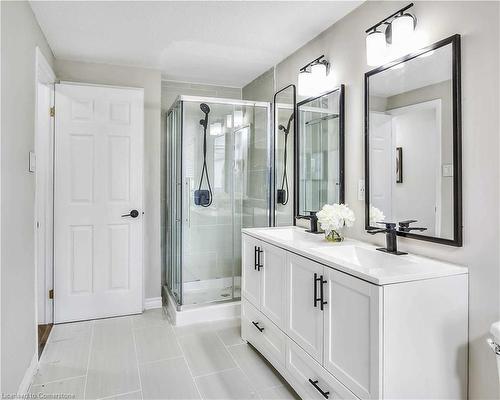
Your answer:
0,1 -> 55,392
54,59 -> 162,300
243,1 -> 500,398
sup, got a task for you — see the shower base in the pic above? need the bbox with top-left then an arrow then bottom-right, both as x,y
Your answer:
163,278 -> 241,326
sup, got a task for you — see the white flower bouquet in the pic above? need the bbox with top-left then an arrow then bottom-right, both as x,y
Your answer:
370,205 -> 385,226
316,203 -> 355,242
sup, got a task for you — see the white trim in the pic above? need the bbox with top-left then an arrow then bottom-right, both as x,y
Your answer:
144,297 -> 162,310
161,78 -> 242,90
58,80 -> 144,92
34,48 -> 56,331
17,352 -> 38,395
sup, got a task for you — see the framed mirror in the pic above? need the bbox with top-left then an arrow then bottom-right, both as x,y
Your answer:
365,34 -> 462,246
295,86 -> 345,219
273,84 -> 296,227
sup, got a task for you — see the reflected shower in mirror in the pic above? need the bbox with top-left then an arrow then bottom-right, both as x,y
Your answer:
296,86 -> 345,217
365,34 -> 462,246
273,85 -> 296,226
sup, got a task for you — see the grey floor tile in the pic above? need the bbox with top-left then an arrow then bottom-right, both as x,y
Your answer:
214,320 -> 244,347
195,368 -> 259,400
259,385 -> 300,400
134,325 -> 182,363
140,357 -> 199,399
29,376 -> 85,399
33,336 -> 91,384
178,331 -> 236,377
50,321 -> 93,342
131,308 -> 170,330
173,321 -> 216,337
229,345 -> 283,391
105,390 -> 142,400
85,320 -> 140,399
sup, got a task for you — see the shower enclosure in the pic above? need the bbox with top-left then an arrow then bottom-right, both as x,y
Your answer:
164,96 -> 271,309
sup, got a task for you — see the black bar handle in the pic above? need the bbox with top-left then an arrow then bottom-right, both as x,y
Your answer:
257,248 -> 263,271
252,321 -> 264,332
121,209 -> 139,218
314,273 -> 319,307
254,246 -> 258,270
308,379 -> 330,399
320,275 -> 327,311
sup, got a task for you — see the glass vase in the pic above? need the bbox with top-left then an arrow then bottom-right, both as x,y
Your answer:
325,229 -> 344,242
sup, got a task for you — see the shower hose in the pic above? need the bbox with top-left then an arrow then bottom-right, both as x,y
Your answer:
198,120 -> 213,207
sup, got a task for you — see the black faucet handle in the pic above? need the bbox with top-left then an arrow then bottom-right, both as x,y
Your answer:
398,220 -> 418,228
376,221 -> 396,229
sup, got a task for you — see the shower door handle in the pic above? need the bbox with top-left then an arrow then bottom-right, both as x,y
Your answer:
185,178 -> 191,227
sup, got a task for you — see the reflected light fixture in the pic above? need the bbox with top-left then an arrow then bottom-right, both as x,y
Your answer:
298,55 -> 330,97
210,122 -> 222,136
233,110 -> 243,127
225,114 -> 233,128
365,3 -> 417,67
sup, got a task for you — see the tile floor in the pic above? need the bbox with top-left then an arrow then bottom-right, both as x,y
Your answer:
30,309 -> 299,400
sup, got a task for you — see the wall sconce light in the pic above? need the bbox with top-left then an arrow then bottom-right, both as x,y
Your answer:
365,3 -> 417,67
298,55 -> 330,97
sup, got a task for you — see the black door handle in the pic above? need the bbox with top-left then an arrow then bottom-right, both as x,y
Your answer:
308,379 -> 330,399
254,246 -> 258,270
122,209 -> 139,218
252,321 -> 264,332
320,275 -> 327,311
257,248 -> 263,271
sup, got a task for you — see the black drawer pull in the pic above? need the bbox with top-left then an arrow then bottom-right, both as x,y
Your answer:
252,321 -> 264,332
309,379 -> 330,399
314,273 -> 322,308
319,274 -> 327,311
257,247 -> 263,271
254,246 -> 258,270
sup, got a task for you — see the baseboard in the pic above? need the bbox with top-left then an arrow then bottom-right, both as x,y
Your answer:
144,297 -> 162,310
17,352 -> 38,394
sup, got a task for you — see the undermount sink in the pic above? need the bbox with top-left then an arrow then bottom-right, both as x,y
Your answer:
311,245 -> 416,269
251,227 -> 318,243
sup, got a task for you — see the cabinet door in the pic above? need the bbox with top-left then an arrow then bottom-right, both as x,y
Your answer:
241,235 -> 261,307
285,253 -> 324,363
260,243 -> 287,329
323,268 -> 382,399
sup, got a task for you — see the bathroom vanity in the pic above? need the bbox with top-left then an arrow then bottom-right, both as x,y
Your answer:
241,227 -> 468,399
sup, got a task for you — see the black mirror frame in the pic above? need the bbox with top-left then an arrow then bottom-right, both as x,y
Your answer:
272,84 -> 297,227
295,85 -> 345,221
364,34 -> 462,247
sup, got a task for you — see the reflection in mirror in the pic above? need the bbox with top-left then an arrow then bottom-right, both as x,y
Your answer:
296,86 -> 344,217
273,85 -> 296,226
366,35 -> 462,246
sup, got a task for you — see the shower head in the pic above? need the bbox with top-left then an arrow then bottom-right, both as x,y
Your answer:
278,124 -> 286,132
200,103 -> 210,114
278,112 -> 295,135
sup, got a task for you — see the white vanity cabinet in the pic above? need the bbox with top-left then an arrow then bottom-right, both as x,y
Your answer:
241,229 -> 468,400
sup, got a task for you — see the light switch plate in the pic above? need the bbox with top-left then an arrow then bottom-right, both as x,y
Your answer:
29,151 -> 36,173
358,179 -> 365,201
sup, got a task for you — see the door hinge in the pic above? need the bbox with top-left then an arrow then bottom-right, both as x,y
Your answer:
50,107 -> 55,117
48,289 -> 54,299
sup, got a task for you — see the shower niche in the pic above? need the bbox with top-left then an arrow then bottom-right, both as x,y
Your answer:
164,96 -> 271,310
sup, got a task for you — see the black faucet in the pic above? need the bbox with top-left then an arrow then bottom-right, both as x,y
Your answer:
367,220 -> 427,255
296,211 -> 321,234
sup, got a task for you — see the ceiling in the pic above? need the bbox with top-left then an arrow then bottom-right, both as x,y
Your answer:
30,1 -> 362,87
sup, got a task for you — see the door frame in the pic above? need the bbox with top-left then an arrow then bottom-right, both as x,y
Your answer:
34,47 -> 56,330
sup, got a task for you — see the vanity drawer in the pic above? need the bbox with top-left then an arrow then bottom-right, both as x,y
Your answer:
286,338 -> 358,400
242,298 -> 286,367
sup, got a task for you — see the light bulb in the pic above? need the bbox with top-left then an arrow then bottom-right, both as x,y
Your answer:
298,70 -> 314,97
391,14 -> 415,46
366,30 -> 387,66
311,63 -> 327,94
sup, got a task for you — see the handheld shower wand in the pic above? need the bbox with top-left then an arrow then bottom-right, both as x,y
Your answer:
194,103 -> 213,207
277,112 -> 294,205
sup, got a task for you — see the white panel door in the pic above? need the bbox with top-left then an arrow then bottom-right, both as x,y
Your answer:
54,83 -> 144,323
323,267 -> 382,399
241,235 -> 261,308
260,242 -> 287,329
285,253 -> 324,363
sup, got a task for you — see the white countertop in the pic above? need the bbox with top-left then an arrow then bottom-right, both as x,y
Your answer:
242,226 -> 468,285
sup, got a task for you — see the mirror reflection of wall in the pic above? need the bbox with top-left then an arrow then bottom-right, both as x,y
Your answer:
297,86 -> 344,216
367,40 -> 458,241
274,85 -> 296,226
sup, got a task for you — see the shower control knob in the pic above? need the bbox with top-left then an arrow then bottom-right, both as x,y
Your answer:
121,209 -> 139,218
